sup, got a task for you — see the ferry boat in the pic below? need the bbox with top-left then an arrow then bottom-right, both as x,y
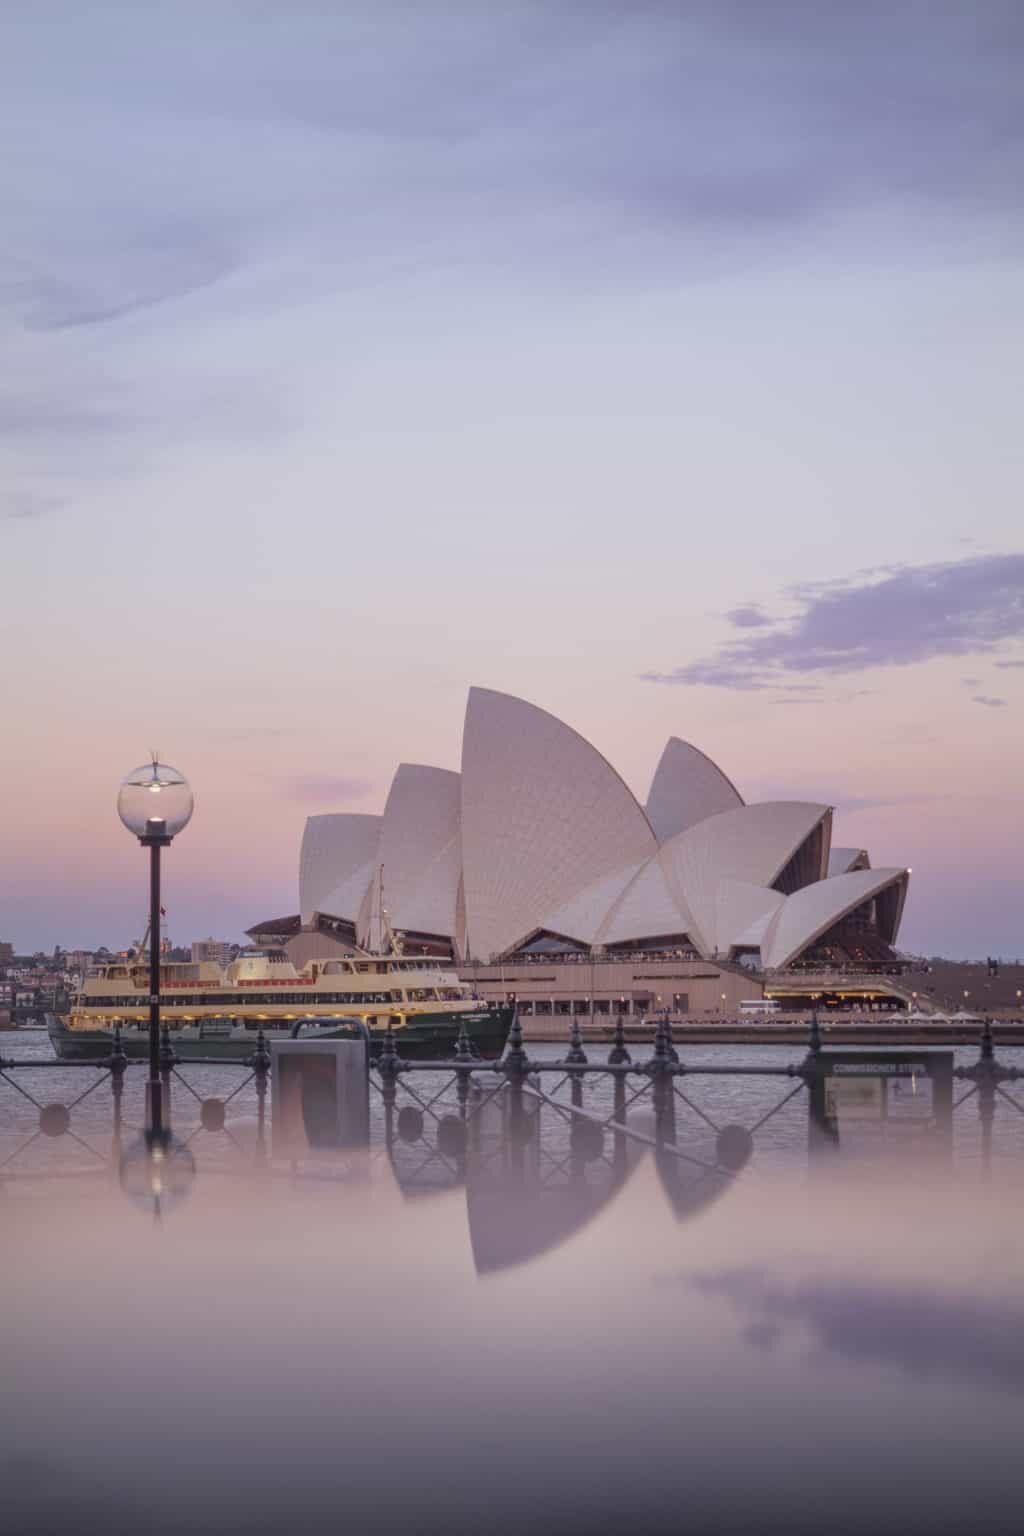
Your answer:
47,948 -> 513,1062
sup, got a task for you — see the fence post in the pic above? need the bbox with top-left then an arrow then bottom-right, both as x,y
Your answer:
253,1026 -> 271,1166
648,1017 -> 676,1150
607,1013 -> 630,1067
109,1023 -> 127,1172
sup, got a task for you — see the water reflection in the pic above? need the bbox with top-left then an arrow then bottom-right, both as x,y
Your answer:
3,1036 -> 1024,1534
690,1267 -> 1024,1396
119,1132 -> 197,1219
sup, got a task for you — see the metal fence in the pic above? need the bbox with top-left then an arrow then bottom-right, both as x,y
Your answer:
3,1017 -> 1023,1210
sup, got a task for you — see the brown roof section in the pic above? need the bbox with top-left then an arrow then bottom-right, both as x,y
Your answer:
245,914 -> 302,939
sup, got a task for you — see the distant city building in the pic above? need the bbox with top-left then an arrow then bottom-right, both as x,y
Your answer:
191,937 -> 234,965
0,941 -> 13,964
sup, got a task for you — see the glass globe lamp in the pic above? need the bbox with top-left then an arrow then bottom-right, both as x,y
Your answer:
117,758 -> 194,842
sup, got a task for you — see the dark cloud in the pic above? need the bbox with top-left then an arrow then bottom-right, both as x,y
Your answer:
644,554 -> 1024,689
16,228 -> 236,333
690,1265 -> 1024,1395
288,776 -> 373,805
727,605 -> 772,629
0,395 -> 124,439
0,491 -> 62,521
3,0 -> 1023,342
972,695 -> 1008,708
995,659 -> 1024,669
961,676 -> 981,687
2,0 -> 1023,487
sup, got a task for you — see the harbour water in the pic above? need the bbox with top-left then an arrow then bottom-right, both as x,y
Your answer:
5,1032 -> 1024,1172
4,1031 -> 1024,1534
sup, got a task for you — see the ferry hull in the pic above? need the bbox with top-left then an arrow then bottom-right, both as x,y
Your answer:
46,1008 -> 513,1064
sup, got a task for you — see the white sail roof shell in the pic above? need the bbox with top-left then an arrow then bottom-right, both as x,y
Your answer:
376,763 -> 461,939
715,880 -> 786,954
661,802 -> 832,955
539,861 -> 649,946
598,854 -> 695,946
296,689 -> 911,973
645,737 -> 743,843
460,688 -> 657,960
299,813 -> 381,925
761,867 -> 909,970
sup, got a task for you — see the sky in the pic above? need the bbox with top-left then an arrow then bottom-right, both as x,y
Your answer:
1,0 -> 1022,959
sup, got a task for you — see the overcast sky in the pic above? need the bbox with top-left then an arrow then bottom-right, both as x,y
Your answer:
2,1 -> 1022,957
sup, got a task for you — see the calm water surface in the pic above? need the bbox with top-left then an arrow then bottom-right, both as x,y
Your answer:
3,1030 -> 1023,1534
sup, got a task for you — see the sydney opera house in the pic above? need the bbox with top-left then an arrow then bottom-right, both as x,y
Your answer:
251,688 -> 911,1017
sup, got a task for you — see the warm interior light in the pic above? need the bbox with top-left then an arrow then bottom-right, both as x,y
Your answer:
118,758 -> 193,839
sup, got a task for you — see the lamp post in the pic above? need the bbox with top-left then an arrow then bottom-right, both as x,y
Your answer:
117,757 -> 193,1141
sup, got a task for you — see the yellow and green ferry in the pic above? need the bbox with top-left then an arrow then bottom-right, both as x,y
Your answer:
47,948 -> 512,1061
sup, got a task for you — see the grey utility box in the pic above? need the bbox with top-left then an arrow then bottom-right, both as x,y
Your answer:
271,1037 -> 370,1158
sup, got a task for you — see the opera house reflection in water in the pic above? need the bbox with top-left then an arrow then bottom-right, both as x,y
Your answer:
3,1032 -> 1024,1535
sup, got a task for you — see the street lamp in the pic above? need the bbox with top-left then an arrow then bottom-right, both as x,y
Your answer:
117,757 -> 193,1140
